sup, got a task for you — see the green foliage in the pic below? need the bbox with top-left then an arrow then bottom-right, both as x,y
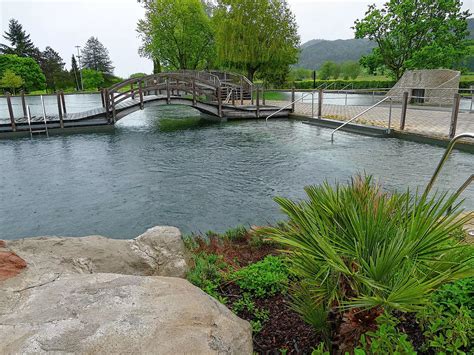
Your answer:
340,61 -> 361,80
232,293 -> 269,333
81,37 -> 114,74
39,46 -> 70,92
0,54 -> 45,91
259,176 -> 474,338
0,68 -> 24,93
186,252 -> 228,302
418,278 -> 474,353
354,0 -> 472,79
0,18 -> 40,60
311,343 -> 330,355
138,0 -> 214,70
230,256 -> 288,298
71,55 -> 80,91
356,314 -> 416,354
289,67 -> 313,82
129,72 -> 148,79
81,68 -> 104,90
319,61 -> 340,80
213,0 -> 300,81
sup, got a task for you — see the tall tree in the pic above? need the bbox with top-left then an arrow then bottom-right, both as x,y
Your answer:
137,0 -> 215,70
71,54 -> 80,91
354,0 -> 471,80
81,37 -> 114,74
0,19 -> 40,60
38,46 -> 67,92
0,69 -> 24,94
213,0 -> 300,82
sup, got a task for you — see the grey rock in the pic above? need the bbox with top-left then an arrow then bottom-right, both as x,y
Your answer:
0,273 -> 252,354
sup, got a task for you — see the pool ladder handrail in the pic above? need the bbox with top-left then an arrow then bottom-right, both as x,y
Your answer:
266,92 -> 313,122
331,96 -> 393,142
424,132 -> 474,197
27,97 -> 49,139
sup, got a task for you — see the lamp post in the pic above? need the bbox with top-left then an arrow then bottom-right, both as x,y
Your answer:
75,45 -> 84,91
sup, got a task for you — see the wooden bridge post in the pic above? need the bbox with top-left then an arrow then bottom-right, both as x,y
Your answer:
217,87 -> 223,118
166,79 -> 171,104
256,87 -> 260,118
21,90 -> 27,118
100,89 -> 105,108
318,89 -> 323,118
262,87 -> 265,106
131,82 -> 135,100
291,87 -> 295,113
399,91 -> 409,130
105,89 -> 110,122
449,93 -> 461,138
56,92 -> 64,128
111,92 -> 116,123
240,77 -> 244,105
139,80 -> 144,109
60,91 -> 67,115
192,79 -> 197,105
6,93 -> 16,132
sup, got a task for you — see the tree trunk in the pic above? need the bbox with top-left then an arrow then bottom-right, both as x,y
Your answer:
246,67 -> 256,82
153,58 -> 161,74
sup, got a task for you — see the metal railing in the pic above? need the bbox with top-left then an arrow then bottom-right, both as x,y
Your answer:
424,132 -> 474,196
265,92 -> 313,122
330,96 -> 393,142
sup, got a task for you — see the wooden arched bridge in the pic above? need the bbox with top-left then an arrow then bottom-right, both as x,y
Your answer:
0,71 -> 291,135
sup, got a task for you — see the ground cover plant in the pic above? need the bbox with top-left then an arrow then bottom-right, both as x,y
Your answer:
185,176 -> 474,354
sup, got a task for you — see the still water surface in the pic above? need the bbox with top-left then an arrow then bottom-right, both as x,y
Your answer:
0,99 -> 472,239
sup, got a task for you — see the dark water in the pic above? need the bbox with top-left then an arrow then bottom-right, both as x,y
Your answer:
0,105 -> 472,239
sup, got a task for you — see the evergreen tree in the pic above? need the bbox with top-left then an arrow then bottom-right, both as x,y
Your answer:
0,19 -> 40,60
71,54 -> 80,90
81,37 -> 114,74
38,46 -> 67,92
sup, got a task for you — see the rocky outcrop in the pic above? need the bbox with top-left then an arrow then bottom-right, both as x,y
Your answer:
0,250 -> 27,281
0,226 -> 253,354
0,273 -> 252,354
2,226 -> 188,289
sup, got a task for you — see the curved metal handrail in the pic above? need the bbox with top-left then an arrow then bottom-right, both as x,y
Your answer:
424,132 -> 474,196
330,96 -> 392,142
265,92 -> 313,122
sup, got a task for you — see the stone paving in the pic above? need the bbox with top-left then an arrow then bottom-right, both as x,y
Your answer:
267,100 -> 474,138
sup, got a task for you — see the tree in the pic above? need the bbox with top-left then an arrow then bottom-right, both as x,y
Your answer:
340,61 -> 361,80
71,55 -> 80,91
39,46 -> 67,92
319,61 -> 340,80
0,69 -> 24,94
81,37 -> 114,74
0,19 -> 40,60
0,54 -> 45,91
213,0 -> 300,82
137,0 -> 215,70
81,68 -> 104,90
354,0 -> 471,80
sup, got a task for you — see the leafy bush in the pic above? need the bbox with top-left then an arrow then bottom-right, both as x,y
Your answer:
186,253 -> 229,302
230,256 -> 289,298
418,278 -> 474,353
356,314 -> 416,354
232,293 -> 270,333
259,176 -> 473,350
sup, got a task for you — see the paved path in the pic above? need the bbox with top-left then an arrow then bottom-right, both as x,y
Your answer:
268,100 -> 474,138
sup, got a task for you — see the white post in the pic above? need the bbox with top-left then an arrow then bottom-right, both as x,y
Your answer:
311,91 -> 314,118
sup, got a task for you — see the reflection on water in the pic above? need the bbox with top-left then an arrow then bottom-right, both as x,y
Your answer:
0,104 -> 472,240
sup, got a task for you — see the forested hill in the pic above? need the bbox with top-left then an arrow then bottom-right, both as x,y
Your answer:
296,38 -> 376,70
468,18 -> 474,39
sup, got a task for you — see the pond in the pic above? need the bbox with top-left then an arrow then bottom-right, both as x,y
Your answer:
0,99 -> 473,239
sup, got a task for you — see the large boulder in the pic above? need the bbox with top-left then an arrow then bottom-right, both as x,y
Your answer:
2,226 -> 189,289
0,273 -> 252,354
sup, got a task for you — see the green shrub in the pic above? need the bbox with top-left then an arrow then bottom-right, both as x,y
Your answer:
186,253 -> 228,303
356,314 -> 416,354
230,255 -> 289,298
259,176 -> 474,345
418,278 -> 474,353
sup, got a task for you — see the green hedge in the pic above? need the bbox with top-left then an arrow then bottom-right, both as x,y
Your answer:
289,79 -> 396,90
459,80 -> 474,89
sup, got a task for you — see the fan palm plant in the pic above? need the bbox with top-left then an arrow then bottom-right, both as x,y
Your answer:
259,176 -> 473,351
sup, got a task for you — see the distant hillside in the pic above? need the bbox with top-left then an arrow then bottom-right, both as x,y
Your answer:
296,38 -> 376,70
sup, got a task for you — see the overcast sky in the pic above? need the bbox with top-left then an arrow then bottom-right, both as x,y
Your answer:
1,0 -> 473,77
